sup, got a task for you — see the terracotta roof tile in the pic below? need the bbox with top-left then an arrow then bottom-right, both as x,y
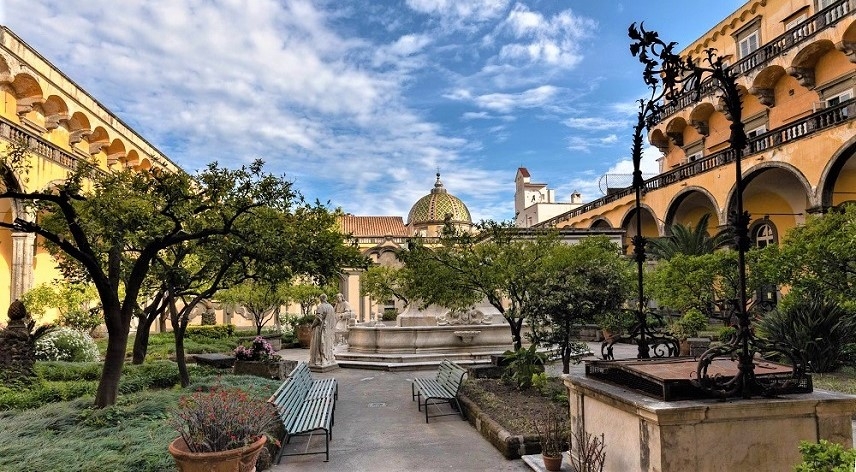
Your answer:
517,167 -> 530,177
339,215 -> 409,237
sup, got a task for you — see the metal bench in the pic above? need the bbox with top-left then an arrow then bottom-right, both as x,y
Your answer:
410,359 -> 468,423
268,362 -> 337,463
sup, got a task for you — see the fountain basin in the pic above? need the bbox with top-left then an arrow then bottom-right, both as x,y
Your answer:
347,324 -> 512,354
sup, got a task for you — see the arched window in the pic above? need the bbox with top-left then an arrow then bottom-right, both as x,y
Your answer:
751,220 -> 777,248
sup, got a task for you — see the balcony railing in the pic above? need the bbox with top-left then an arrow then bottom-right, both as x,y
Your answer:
0,115 -> 86,171
654,0 -> 854,122
539,98 -> 855,227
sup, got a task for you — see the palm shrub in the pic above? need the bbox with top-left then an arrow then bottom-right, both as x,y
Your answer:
757,293 -> 856,373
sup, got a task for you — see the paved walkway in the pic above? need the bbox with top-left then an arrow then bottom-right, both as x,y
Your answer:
270,348 -> 531,471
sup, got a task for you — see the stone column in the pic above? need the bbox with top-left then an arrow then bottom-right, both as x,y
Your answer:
10,232 -> 35,302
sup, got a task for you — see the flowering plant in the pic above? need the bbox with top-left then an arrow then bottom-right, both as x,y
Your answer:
234,336 -> 281,364
170,386 -> 278,453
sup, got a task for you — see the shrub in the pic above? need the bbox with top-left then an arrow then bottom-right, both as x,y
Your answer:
382,308 -> 398,321
758,293 -> 856,373
715,326 -> 737,343
795,439 -> 856,472
185,324 -> 235,340
667,308 -> 708,340
502,344 -> 546,389
234,336 -> 281,363
35,361 -> 102,381
119,361 -> 182,394
35,327 -> 99,362
57,308 -> 102,334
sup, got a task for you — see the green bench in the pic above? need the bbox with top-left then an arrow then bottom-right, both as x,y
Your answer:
268,362 -> 337,463
410,359 -> 468,423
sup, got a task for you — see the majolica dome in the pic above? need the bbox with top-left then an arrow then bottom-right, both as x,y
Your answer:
406,173 -> 472,226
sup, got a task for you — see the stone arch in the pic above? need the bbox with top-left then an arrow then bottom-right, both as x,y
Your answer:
41,95 -> 69,130
819,135 -> 856,208
620,204 -> 661,253
105,139 -> 126,167
123,149 -> 140,168
88,126 -> 110,156
589,217 -> 612,229
725,162 -> 813,238
749,65 -> 786,107
649,128 -> 669,152
0,54 -> 12,83
67,112 -> 92,146
10,73 -> 43,117
137,157 -> 152,171
688,102 -> 715,136
664,186 -> 722,232
788,39 -> 836,89
665,117 -> 688,146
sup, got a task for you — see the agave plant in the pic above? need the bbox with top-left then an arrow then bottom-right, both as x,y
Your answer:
648,213 -> 731,260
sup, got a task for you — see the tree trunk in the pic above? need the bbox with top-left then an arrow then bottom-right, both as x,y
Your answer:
132,315 -> 154,364
95,313 -> 130,408
175,328 -> 189,387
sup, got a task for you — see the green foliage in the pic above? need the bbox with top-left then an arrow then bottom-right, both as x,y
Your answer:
648,213 -> 731,260
22,282 -> 100,331
403,221 -> 567,350
502,344 -> 547,389
35,362 -> 102,382
757,293 -> 856,373
757,204 -> 856,312
382,308 -> 398,321
647,250 -> 746,314
217,280 -> 285,335
0,375 -> 279,471
280,282 -> 336,316
528,237 -> 633,373
185,324 -> 236,340
716,326 -> 737,343
35,327 -> 100,362
667,308 -> 708,340
795,440 -> 856,472
360,265 -> 410,306
594,310 -> 635,334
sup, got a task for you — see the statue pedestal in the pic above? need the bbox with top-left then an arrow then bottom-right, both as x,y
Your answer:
565,373 -> 856,472
309,361 -> 339,373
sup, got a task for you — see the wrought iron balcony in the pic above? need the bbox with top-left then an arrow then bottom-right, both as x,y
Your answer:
653,0 -> 854,122
541,97 -> 855,227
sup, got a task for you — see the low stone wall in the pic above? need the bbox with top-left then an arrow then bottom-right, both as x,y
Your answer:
458,392 -> 541,459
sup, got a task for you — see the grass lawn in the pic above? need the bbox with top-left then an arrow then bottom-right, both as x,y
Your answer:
95,328 -> 290,361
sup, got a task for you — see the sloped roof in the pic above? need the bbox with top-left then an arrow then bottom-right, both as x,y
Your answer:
339,215 -> 408,237
407,173 -> 472,225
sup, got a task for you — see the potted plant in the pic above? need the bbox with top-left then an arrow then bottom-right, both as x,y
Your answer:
233,336 -> 293,379
293,314 -> 316,348
533,408 -> 568,471
168,384 -> 278,472
667,308 -> 708,355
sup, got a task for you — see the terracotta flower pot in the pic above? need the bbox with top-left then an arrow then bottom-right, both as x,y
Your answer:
296,325 -> 312,348
169,435 -> 267,472
542,453 -> 563,471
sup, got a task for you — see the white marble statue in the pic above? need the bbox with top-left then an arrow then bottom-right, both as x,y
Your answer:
334,293 -> 354,344
309,294 -> 337,369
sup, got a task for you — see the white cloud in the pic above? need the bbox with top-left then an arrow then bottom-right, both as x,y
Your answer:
556,145 -> 663,202
450,85 -> 559,113
564,117 -> 630,131
495,4 -> 597,68
599,134 -> 618,144
405,0 -> 510,23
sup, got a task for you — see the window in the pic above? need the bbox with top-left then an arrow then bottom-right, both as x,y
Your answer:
682,140 -> 704,165
818,0 -> 835,9
785,14 -> 808,41
752,221 -> 777,248
743,113 -> 769,152
827,89 -> 852,107
733,18 -> 762,59
739,31 -> 759,58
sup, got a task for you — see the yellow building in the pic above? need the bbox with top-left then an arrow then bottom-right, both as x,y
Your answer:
0,27 -> 180,314
542,0 -> 855,250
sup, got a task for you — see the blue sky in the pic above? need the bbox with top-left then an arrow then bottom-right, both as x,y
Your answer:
4,1 -> 745,222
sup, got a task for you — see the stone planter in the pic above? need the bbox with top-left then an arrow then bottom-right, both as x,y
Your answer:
233,360 -> 297,380
237,333 -> 282,350
169,435 -> 266,472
